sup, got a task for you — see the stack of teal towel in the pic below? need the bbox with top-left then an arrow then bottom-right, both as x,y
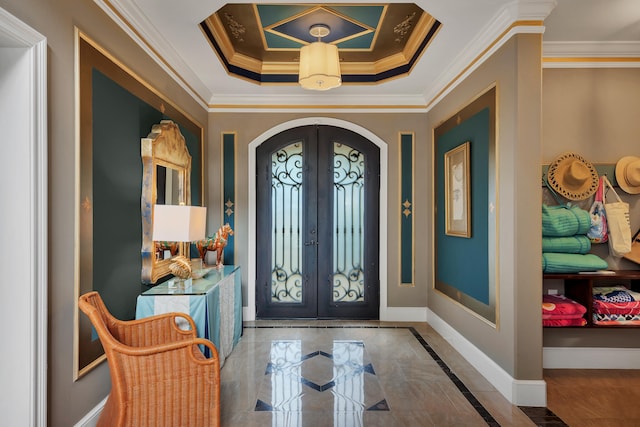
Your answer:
542,205 -> 608,273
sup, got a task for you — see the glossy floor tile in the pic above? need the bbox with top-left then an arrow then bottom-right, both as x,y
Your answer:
254,340 -> 388,416
219,321 -> 547,426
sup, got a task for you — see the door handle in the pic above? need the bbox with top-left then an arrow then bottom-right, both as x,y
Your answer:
304,240 -> 319,246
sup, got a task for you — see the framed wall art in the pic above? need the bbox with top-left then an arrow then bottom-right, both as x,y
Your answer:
444,141 -> 470,238
434,85 -> 497,324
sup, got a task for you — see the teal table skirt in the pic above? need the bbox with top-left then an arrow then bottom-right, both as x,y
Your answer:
135,265 -> 242,366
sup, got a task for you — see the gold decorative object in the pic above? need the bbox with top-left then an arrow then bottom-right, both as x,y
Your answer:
196,224 -> 234,269
140,120 -> 192,284
168,255 -> 192,279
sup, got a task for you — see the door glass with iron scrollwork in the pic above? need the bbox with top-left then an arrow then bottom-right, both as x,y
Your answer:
270,142 -> 303,304
256,125 -> 379,319
332,142 -> 365,303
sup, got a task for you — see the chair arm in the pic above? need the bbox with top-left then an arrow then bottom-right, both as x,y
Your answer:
114,337 -> 220,366
112,312 -> 198,347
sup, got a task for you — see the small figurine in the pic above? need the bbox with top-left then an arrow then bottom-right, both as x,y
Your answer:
197,224 -> 233,268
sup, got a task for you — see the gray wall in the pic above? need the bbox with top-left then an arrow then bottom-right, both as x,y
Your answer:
0,0 -> 207,425
206,112 -> 430,308
426,34 -> 544,380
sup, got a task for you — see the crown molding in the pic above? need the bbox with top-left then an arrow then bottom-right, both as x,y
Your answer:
95,0 -> 210,108
544,41 -> 640,57
504,0 -> 558,21
207,93 -> 430,113
422,0 -> 554,110
0,6 -> 46,45
543,41 -> 640,68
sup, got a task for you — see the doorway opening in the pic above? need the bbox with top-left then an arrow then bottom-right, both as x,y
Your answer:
254,123 -> 384,319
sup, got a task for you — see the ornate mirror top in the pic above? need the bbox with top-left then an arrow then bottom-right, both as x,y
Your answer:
141,120 -> 192,284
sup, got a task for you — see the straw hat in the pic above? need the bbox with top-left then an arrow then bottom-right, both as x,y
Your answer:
615,156 -> 640,194
547,152 -> 599,200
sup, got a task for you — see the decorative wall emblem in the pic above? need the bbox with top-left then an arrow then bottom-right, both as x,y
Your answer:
403,199 -> 412,217
225,199 -> 234,217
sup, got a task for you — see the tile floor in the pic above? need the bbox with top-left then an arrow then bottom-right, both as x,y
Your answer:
219,321 -> 566,426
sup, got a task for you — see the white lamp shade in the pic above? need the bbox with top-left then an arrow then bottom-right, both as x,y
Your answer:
152,204 -> 207,242
299,41 -> 341,91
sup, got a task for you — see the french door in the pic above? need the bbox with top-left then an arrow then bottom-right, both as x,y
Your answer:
256,125 -> 380,319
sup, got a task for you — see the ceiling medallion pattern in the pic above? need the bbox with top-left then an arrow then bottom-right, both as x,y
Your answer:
394,12 -> 416,42
199,3 -> 441,86
224,13 -> 246,42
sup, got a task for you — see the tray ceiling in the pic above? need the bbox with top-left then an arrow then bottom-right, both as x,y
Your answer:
97,0 -> 640,109
200,3 -> 440,85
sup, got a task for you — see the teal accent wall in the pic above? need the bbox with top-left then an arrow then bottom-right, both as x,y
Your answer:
223,133 -> 236,265
436,108 -> 490,304
400,133 -> 414,285
92,69 -> 201,319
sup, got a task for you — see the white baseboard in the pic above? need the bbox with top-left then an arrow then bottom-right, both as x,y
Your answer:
427,309 -> 547,407
381,306 -> 428,322
74,396 -> 106,427
543,347 -> 640,369
243,307 -> 254,321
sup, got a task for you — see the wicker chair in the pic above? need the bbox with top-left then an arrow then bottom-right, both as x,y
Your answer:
78,291 -> 220,427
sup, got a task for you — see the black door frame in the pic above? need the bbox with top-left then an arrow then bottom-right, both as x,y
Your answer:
255,125 -> 380,319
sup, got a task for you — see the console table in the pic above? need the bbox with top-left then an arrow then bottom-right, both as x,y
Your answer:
135,265 -> 242,366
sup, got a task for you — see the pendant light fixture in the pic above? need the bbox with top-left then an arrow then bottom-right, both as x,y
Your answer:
298,24 -> 341,91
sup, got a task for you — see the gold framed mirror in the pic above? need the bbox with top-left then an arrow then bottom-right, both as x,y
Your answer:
141,120 -> 192,283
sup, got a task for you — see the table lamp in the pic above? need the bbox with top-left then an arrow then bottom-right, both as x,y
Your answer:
152,204 -> 207,288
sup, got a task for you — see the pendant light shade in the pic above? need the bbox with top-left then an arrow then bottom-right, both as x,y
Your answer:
299,25 -> 341,91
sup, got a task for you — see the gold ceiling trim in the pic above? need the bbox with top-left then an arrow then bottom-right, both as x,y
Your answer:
261,61 -> 300,74
403,14 -> 438,61
260,4 -> 378,49
364,4 -> 388,52
371,52 -> 411,71
223,52 -> 415,79
203,15 -> 237,65
230,52 -> 264,72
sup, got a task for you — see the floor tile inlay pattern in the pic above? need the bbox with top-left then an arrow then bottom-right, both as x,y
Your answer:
221,323 -> 567,426
255,340 -> 389,418
244,325 -> 501,426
